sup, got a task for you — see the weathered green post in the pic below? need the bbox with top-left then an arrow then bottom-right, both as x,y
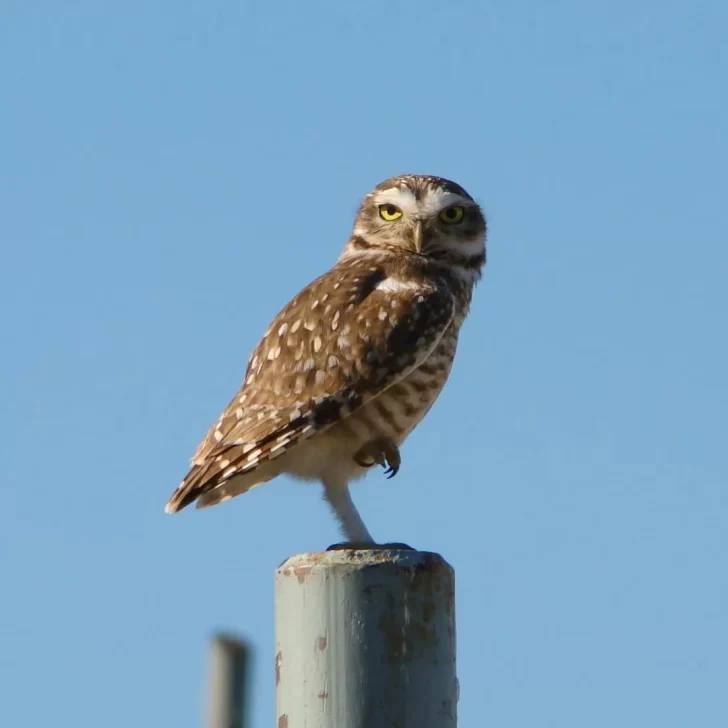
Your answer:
275,548 -> 457,727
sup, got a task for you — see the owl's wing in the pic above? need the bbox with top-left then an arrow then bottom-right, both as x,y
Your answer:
165,263 -> 454,513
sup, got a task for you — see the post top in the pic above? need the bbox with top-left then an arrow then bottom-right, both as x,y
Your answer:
277,548 -> 452,577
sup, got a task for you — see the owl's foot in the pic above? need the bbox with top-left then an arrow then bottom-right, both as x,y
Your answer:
327,541 -> 415,551
353,437 -> 401,479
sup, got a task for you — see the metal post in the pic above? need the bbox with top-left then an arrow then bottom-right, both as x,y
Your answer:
207,633 -> 250,728
275,548 -> 457,728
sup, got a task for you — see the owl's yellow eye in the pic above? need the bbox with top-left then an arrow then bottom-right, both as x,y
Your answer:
378,204 -> 403,221
439,205 -> 465,224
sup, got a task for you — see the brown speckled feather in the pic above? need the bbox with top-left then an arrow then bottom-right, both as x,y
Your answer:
166,256 -> 454,512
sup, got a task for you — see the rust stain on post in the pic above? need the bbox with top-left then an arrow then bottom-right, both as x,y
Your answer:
278,715 -> 288,728
317,636 -> 327,651
275,651 -> 282,686
279,565 -> 313,584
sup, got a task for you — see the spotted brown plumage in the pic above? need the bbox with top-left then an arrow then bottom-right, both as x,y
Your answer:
166,174 -> 487,543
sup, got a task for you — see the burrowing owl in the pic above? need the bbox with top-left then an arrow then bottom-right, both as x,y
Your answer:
165,175 -> 487,543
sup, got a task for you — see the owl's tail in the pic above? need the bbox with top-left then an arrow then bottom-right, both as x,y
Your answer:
195,473 -> 274,509
164,464 -> 274,514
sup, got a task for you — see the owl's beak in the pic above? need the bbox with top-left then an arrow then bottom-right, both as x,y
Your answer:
413,220 -> 425,253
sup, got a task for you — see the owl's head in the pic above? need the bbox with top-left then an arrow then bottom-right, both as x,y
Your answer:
349,175 -> 486,279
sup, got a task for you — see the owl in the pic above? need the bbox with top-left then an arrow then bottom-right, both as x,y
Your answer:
165,174 -> 487,543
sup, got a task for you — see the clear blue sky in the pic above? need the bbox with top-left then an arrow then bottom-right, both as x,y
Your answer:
1,1 -> 726,726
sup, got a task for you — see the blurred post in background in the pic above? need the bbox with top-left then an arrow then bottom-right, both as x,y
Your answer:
207,633 -> 251,728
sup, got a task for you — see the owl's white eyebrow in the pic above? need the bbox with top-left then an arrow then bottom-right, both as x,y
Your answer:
420,190 -> 473,216
372,187 -> 418,213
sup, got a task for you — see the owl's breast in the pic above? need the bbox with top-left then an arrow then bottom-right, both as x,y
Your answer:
326,321 -> 462,450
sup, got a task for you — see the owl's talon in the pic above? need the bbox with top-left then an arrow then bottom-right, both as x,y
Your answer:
381,439 -> 401,478
327,541 -> 415,551
354,437 -> 401,479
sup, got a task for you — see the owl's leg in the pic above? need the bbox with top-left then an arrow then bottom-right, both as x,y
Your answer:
322,477 -> 374,543
353,437 -> 401,479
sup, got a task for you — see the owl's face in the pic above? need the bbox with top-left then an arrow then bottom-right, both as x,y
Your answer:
351,175 -> 486,268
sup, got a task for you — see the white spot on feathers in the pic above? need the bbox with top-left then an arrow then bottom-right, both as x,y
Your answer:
269,439 -> 289,455
375,277 -> 421,293
243,448 -> 263,465
299,424 -> 316,439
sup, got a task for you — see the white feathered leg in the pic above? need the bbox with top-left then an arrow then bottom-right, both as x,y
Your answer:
322,477 -> 374,543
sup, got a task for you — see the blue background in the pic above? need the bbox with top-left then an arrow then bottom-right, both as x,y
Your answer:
2,1 -> 726,726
